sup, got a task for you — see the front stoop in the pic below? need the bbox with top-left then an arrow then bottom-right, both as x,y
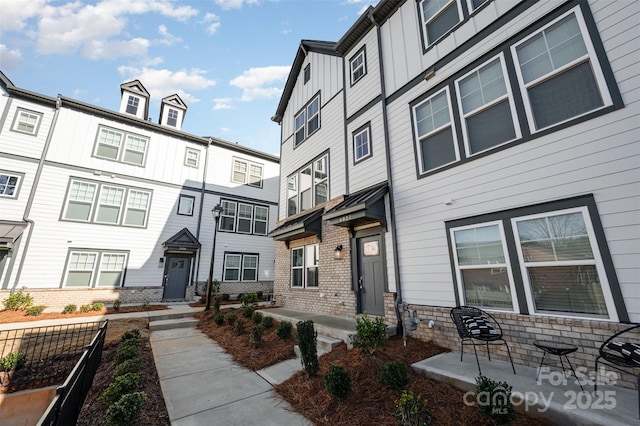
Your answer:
149,312 -> 198,331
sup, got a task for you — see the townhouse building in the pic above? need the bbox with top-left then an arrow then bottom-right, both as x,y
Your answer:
271,0 -> 639,378
0,72 -> 279,307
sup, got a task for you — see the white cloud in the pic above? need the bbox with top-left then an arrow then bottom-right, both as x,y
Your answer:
229,66 -> 290,102
213,98 -> 233,110
213,0 -> 260,10
83,38 -> 150,60
0,44 -> 22,70
157,24 -> 183,46
0,0 -> 46,33
201,13 -> 221,35
220,127 -> 231,134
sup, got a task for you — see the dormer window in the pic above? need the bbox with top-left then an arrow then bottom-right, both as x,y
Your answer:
126,96 -> 139,115
167,108 -> 178,127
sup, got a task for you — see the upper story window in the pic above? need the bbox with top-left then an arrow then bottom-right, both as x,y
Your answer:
294,94 -> 320,147
218,199 -> 269,236
350,47 -> 367,85
0,172 -> 21,198
126,96 -> 139,115
94,126 -> 148,166
167,108 -> 178,127
177,195 -> 195,216
62,179 -> 151,228
420,0 -> 462,47
287,154 -> 328,216
304,64 -> 311,84
11,108 -> 43,136
291,244 -> 319,288
231,158 -> 263,188
185,149 -> 200,168
63,249 -> 128,288
353,124 -> 372,163
469,0 -> 489,12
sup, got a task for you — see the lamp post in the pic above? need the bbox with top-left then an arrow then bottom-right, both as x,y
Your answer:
205,203 -> 224,311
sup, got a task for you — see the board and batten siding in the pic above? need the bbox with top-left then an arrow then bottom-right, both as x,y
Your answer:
346,103 -> 387,193
0,99 -> 54,160
0,158 -> 38,220
345,29 -> 382,118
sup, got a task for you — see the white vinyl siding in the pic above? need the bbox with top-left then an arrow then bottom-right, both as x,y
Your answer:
64,250 -> 127,288
94,126 -> 148,166
12,108 -> 43,136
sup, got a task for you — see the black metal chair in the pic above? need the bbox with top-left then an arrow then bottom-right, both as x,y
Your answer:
450,306 -> 516,376
594,324 -> 639,418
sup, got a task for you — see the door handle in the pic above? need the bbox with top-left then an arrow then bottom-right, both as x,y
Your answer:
358,276 -> 364,291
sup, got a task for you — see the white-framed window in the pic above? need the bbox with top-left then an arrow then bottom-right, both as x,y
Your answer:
242,255 -> 258,281
512,8 -> 611,132
62,179 -> 151,227
294,94 -> 320,146
223,254 -> 241,281
249,164 -> 263,187
63,250 -> 128,288
0,172 -> 22,198
185,149 -> 200,168
237,203 -> 254,234
287,175 -> 298,216
353,124 -> 372,163
94,126 -> 148,166
420,0 -> 462,47
291,244 -> 319,288
304,64 -> 311,84
287,154 -> 329,215
167,108 -> 179,127
11,108 -> 43,136
231,159 -> 263,188
219,200 -> 237,232
223,253 -> 259,281
218,199 -> 270,235
126,96 -> 139,115
253,205 -> 269,235
350,47 -> 367,85
468,0 -> 489,12
455,54 -> 520,156
177,195 -> 195,216
413,88 -> 459,174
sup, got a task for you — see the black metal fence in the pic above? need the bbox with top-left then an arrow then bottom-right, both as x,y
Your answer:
37,319 -> 108,426
0,320 -> 105,391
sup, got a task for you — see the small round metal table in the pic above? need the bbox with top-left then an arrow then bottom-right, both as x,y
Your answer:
533,340 -> 584,391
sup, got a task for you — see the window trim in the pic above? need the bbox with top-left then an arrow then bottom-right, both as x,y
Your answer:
62,249 -> 128,288
419,0 -> 463,48
253,205 -> 269,236
126,95 -> 140,115
95,185 -> 125,225
353,123 -> 372,164
0,171 -> 24,198
290,244 -> 319,289
167,108 -> 179,127
93,126 -> 148,167
293,93 -> 321,148
219,200 -> 238,232
218,199 -> 269,236
184,148 -> 200,168
236,202 -> 254,234
349,46 -> 367,86
11,108 -> 43,136
286,152 -> 329,216
303,64 -> 311,84
231,158 -> 263,188
177,194 -> 195,216
222,253 -> 260,282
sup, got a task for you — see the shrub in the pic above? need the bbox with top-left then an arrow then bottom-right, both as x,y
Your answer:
224,311 -> 237,325
103,392 -> 147,426
276,321 -> 293,339
140,300 -> 150,310
91,302 -> 105,311
221,293 -> 230,301
393,390 -> 431,426
261,316 -> 274,329
114,357 -> 141,377
213,296 -> 222,315
25,305 -> 45,316
112,299 -> 121,312
0,352 -> 27,371
256,291 -> 263,299
378,361 -> 409,390
115,340 -> 140,364
241,292 -> 258,308
249,324 -> 264,348
242,306 -> 254,318
353,314 -> 387,355
213,313 -> 225,325
232,319 -> 244,336
297,320 -> 319,377
475,375 -> 515,426
99,372 -> 140,405
121,329 -> 141,342
324,365 -> 351,401
199,295 -> 207,304
62,304 -> 77,314
236,293 -> 244,302
79,304 -> 91,313
2,290 -> 33,311
252,310 -> 263,324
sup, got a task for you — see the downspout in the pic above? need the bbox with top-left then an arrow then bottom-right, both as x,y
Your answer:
370,11 -> 404,336
13,96 -> 62,290
193,138 -> 212,293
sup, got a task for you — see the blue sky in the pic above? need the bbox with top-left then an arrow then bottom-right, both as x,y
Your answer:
0,0 -> 378,156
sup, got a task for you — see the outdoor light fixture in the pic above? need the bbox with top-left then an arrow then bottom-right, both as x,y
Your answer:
334,244 -> 344,260
205,203 -> 224,311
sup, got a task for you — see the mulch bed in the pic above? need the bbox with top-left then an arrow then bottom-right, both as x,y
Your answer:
0,305 -> 168,324
0,353 -> 80,393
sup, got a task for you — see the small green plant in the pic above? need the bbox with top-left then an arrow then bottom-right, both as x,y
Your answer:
25,305 -> 45,316
252,310 -> 263,324
256,291 -> 263,299
324,365 -> 351,401
276,320 -> 293,339
242,306 -> 254,318
378,361 -> 409,390
121,329 -> 141,342
2,290 -> 34,311
199,295 -> 207,304
140,300 -> 150,310
241,292 -> 259,308
261,316 -> 274,329
79,304 -> 91,313
99,372 -> 140,405
103,391 -> 147,426
0,352 -> 27,371
236,293 -> 244,302
213,313 -> 225,325
221,293 -> 230,301
353,314 -> 387,355
249,324 -> 264,348
114,357 -> 142,377
297,320 -> 319,377
475,375 -> 515,425
112,299 -> 122,312
62,304 -> 77,314
91,302 -> 105,311
393,390 -> 432,426
213,295 -> 222,315
115,339 -> 140,364
211,279 -> 221,295
232,319 -> 244,336
224,311 -> 237,325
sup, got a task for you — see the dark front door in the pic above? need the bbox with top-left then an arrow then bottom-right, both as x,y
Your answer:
163,255 -> 191,299
357,235 -> 385,316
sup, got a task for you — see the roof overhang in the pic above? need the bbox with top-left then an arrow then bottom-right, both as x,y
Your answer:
269,208 -> 324,247
163,228 -> 201,252
323,182 -> 388,228
0,220 -> 28,247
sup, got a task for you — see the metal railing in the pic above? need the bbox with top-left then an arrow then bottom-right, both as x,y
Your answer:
37,319 -> 108,426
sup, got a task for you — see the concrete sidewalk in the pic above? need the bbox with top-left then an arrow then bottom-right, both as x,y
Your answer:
150,327 -> 312,425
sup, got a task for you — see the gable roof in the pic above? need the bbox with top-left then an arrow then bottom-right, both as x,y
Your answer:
159,94 -> 188,126
120,80 -> 150,120
163,228 -> 201,251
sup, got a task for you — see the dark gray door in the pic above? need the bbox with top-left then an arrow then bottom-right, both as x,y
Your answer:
357,235 -> 385,316
163,255 -> 191,299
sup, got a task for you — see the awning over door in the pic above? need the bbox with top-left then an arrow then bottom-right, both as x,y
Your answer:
269,208 -> 324,247
323,182 -> 388,228
0,220 -> 28,248
163,228 -> 201,253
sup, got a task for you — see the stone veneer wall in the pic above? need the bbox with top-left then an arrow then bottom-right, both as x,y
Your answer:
406,304 -> 638,389
195,281 -> 274,297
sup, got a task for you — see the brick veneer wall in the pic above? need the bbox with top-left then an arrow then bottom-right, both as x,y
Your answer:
406,304 -> 639,389
195,281 -> 274,297
0,287 -> 168,309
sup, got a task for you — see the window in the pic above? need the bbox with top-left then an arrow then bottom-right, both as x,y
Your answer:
237,203 -> 253,234
353,124 -> 372,163
63,250 -> 127,288
291,244 -> 319,288
350,47 -> 367,85
294,94 -> 320,146
304,64 -> 311,84
223,253 -> 259,281
413,88 -> 458,173
456,55 -> 519,155
287,154 -> 329,215
420,0 -> 461,47
62,179 -> 151,227
11,108 -> 43,136
126,96 -> 139,114
167,108 -> 178,127
218,199 -> 269,235
185,149 -> 200,168
177,195 -> 195,216
220,200 -> 237,232
94,126 -> 148,166
512,10 -> 609,131
231,159 -> 263,187
469,0 -> 489,12
253,206 -> 269,235
0,172 -> 21,198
